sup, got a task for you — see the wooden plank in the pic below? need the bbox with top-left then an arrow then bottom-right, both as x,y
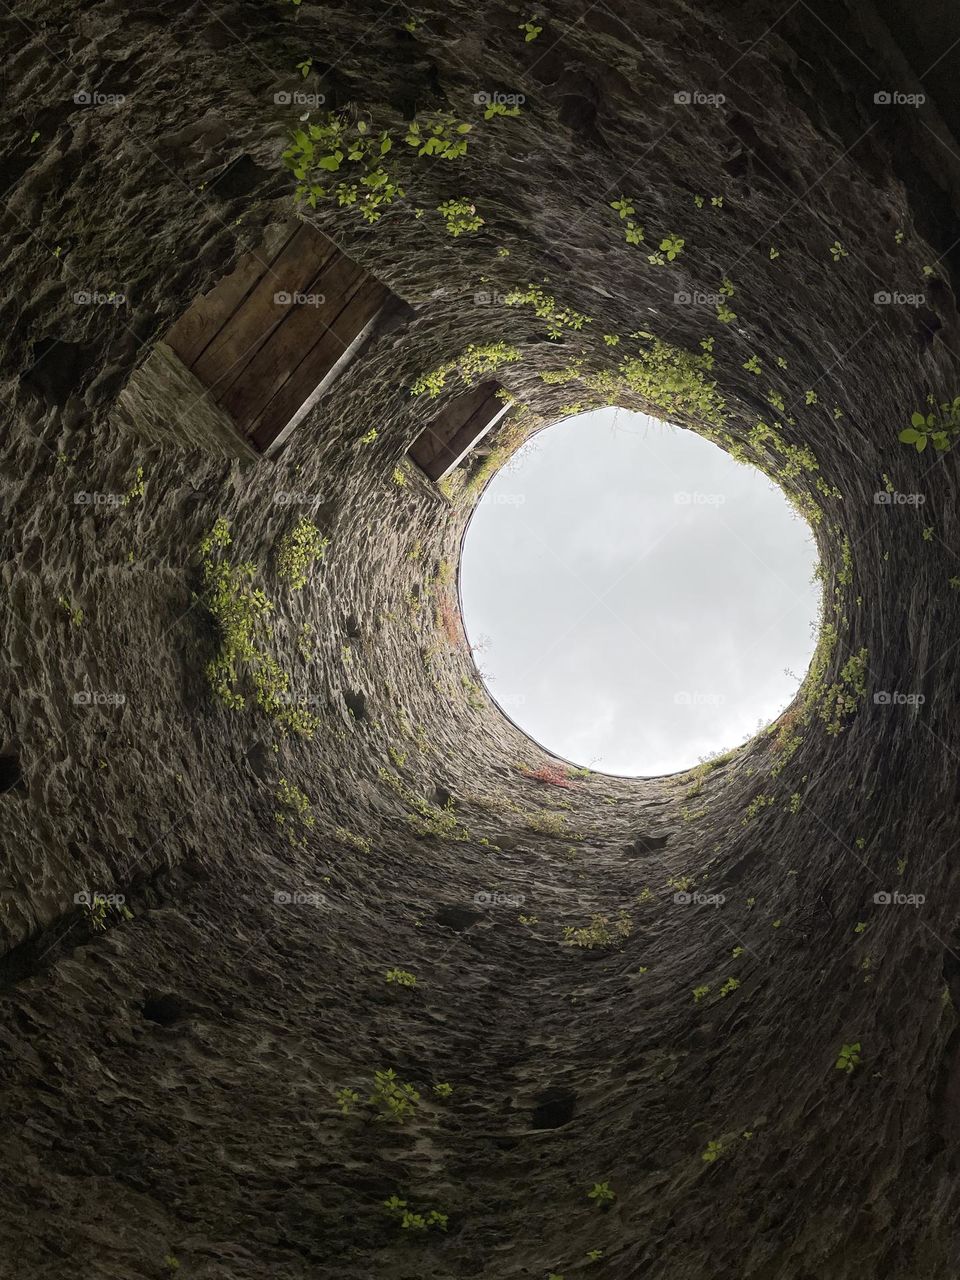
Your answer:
246,277 -> 389,452
217,252 -> 365,431
165,222 -> 296,370
413,384 -> 511,481
191,223 -> 337,397
409,382 -> 498,470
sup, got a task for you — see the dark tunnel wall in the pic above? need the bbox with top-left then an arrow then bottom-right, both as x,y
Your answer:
2,1 -> 960,1276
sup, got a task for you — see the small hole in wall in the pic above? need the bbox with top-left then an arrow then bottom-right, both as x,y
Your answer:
142,993 -> 186,1026
344,689 -> 367,720
531,1087 -> 578,1129
0,751 -> 25,796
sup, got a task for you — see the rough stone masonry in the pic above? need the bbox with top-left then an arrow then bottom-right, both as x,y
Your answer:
2,0 -> 960,1277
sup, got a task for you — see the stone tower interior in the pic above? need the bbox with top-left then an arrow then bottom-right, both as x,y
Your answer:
3,1 -> 960,1277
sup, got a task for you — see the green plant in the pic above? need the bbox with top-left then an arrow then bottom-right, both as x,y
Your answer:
283,113 -> 402,222
359,427 -> 378,445
525,809 -> 567,836
411,341 -> 521,396
370,1069 -> 421,1121
197,517 -> 317,737
334,826 -> 371,854
702,1139 -> 724,1163
692,985 -> 710,1003
503,283 -> 590,338
587,1181 -> 616,1204
519,19 -> 542,39
276,516 -> 328,589
385,968 -> 417,986
718,977 -> 740,998
274,777 -> 315,846
659,234 -> 685,260
437,198 -> 484,236
405,114 -> 471,159
58,596 -> 84,627
563,913 -> 632,949
433,1082 -> 454,1098
336,1087 -> 361,1114
383,1195 -> 448,1230
835,1042 -> 861,1073
829,240 -> 848,262
122,464 -> 145,505
819,647 -> 868,735
610,196 -> 644,244
900,397 -> 960,452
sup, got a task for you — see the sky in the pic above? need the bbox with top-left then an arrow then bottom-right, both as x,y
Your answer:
459,407 -> 822,776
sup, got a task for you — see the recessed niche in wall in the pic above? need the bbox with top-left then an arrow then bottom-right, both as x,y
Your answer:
409,381 -> 512,482
460,406 -> 821,776
115,221 -> 394,458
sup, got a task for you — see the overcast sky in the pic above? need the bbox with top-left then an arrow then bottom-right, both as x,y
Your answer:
459,407 -> 821,776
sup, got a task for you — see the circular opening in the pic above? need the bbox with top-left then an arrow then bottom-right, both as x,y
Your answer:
460,407 -> 822,776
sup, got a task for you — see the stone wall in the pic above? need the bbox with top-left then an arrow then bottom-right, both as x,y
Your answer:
1,1 -> 960,1276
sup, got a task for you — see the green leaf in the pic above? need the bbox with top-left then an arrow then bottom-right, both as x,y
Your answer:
317,153 -> 341,171
916,435 -> 928,452
911,412 -> 926,427
899,427 -> 920,443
